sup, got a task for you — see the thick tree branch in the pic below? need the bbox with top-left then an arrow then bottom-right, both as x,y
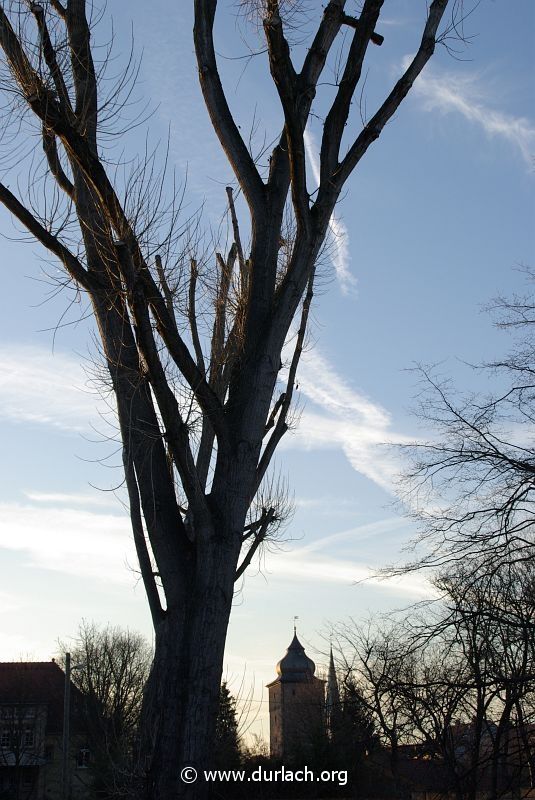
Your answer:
30,2 -> 73,113
155,253 -> 178,335
144,273 -> 228,445
0,181 -> 95,292
334,0 -> 449,188
264,4 -> 311,234
42,127 -> 75,198
225,187 -> 247,293
264,0 -> 346,231
193,0 -> 266,216
123,450 -> 164,626
65,0 -> 97,149
342,13 -> 384,46
210,247 -> 235,388
320,0 -> 384,187
0,7 -> 44,97
196,246 -> 236,490
50,0 -> 67,20
188,258 -> 206,373
235,507 -> 275,581
256,272 -> 314,490
117,242 -> 207,512
300,1 -> 346,95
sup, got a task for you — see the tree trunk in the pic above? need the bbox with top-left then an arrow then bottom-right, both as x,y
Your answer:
490,700 -> 513,800
140,531 -> 239,800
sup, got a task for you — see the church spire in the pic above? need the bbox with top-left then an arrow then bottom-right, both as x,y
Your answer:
325,646 -> 340,738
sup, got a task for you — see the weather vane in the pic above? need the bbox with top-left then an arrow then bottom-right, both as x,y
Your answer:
293,615 -> 299,635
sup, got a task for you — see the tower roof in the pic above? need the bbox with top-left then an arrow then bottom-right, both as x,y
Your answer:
325,646 -> 340,733
275,633 -> 316,682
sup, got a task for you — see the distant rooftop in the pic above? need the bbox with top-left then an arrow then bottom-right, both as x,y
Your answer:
0,660 -> 83,733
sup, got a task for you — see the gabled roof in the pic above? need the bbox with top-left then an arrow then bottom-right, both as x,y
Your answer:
0,661 -> 84,734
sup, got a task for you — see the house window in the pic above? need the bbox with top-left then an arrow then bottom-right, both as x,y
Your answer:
0,730 -> 10,748
24,728 -> 35,748
77,748 -> 90,768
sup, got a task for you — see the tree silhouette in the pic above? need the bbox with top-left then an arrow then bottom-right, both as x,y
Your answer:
0,1 -> 464,795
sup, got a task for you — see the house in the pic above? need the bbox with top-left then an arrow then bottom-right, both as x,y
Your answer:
0,661 -> 92,800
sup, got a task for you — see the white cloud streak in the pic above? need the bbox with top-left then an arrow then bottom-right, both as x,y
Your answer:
0,345 -> 103,432
0,496 -> 429,599
406,59 -> 535,169
24,491 -> 119,509
0,339 -> 409,497
299,517 -> 407,555
284,348 -> 411,493
304,130 -> 356,294
0,502 -> 134,584
263,542 -> 431,598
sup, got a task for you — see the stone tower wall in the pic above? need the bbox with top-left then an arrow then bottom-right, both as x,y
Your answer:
268,678 -> 325,760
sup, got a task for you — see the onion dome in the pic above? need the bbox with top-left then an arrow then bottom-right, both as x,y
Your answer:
275,633 -> 316,682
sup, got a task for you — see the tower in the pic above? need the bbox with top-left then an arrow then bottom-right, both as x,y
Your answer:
267,632 -> 325,760
325,646 -> 340,739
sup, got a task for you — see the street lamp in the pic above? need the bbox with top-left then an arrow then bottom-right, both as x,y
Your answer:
62,652 -> 71,800
62,653 -> 84,800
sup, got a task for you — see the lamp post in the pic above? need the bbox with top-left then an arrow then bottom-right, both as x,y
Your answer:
62,652 -> 71,800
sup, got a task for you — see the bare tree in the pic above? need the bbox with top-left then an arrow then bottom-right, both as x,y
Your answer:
337,560 -> 535,800
0,1 -> 463,796
435,564 -> 535,800
59,622 -> 152,799
336,622 -> 415,790
392,272 -> 535,793
395,272 -> 535,579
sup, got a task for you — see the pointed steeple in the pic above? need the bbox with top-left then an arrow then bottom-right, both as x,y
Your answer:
325,646 -> 340,738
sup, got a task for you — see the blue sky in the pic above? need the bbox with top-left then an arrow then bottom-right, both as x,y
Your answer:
0,0 -> 533,739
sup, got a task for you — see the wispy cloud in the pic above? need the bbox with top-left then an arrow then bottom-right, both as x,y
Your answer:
284,348 -> 411,493
299,517 -> 408,555
0,345 -> 102,432
1,338 -> 409,498
272,554 -> 430,597
0,501 -> 134,584
406,59 -> 535,169
295,495 -> 361,516
24,491 -> 119,509
304,129 -> 356,294
263,534 -> 431,598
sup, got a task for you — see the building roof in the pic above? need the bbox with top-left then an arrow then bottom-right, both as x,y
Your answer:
0,661 -> 83,734
271,633 -> 318,684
